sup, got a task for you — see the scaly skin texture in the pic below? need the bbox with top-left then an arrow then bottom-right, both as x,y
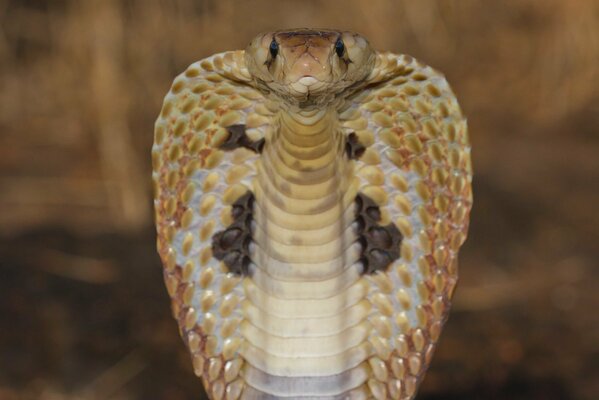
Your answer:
152,29 -> 472,400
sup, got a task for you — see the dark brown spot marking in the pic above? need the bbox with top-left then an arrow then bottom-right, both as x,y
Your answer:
219,124 -> 265,153
346,132 -> 366,160
355,193 -> 402,274
211,191 -> 254,275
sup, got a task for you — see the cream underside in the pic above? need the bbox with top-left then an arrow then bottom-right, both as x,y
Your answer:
239,108 -> 370,398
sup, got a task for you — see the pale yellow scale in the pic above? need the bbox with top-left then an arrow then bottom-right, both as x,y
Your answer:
153,30 -> 472,400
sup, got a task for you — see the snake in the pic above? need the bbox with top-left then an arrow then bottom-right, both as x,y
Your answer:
152,29 -> 472,400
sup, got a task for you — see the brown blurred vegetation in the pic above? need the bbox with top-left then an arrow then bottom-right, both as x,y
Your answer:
0,0 -> 598,399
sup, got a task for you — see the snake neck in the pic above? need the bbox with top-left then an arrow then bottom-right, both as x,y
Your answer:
270,107 -> 345,192
252,106 -> 359,284
243,106 -> 367,397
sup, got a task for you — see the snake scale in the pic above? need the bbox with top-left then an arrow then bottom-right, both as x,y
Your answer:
152,29 -> 472,400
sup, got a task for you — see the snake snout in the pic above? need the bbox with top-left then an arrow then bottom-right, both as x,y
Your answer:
287,55 -> 330,95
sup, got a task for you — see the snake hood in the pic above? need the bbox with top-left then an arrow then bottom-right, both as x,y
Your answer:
153,27 -> 472,400
245,29 -> 376,106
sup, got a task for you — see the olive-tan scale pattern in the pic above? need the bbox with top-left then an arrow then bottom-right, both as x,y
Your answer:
153,43 -> 472,400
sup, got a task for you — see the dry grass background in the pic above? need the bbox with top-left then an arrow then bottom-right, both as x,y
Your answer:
0,0 -> 598,399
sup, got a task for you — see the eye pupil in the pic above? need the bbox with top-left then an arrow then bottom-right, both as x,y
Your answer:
269,40 -> 279,58
335,39 -> 345,57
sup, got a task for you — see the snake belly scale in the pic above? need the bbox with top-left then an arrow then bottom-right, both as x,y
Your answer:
152,29 -> 472,400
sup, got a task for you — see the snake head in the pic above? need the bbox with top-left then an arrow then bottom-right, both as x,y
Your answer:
245,29 -> 376,105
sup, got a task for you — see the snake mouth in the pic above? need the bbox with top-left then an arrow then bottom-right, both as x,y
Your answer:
289,75 -> 327,96
297,76 -> 319,86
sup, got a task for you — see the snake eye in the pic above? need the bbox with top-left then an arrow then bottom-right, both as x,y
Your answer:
335,38 -> 345,57
269,39 -> 279,58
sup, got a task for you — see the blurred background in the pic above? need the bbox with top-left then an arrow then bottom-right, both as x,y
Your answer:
1,0 -> 598,399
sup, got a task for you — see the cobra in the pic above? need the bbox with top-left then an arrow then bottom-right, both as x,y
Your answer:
152,29 -> 472,400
